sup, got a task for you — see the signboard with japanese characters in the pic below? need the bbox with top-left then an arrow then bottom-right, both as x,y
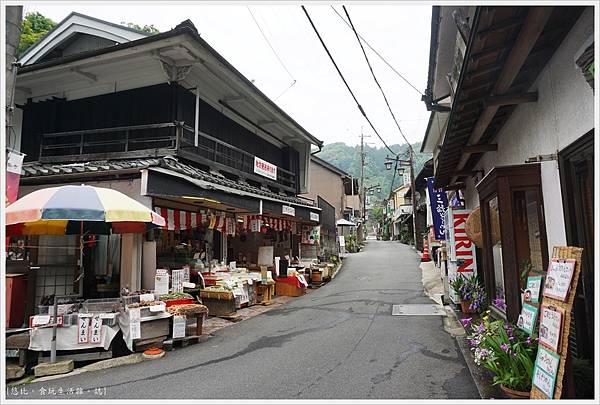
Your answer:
129,307 -> 141,340
517,303 -> 538,335
254,156 -> 277,180
530,246 -> 583,400
90,316 -> 103,344
539,305 -> 564,353
77,315 -> 91,344
543,258 -> 575,301
532,346 -> 560,398
282,205 -> 296,216
172,269 -> 184,293
426,177 -> 448,240
524,275 -> 543,303
154,269 -> 169,295
172,315 -> 186,339
310,212 -> 320,222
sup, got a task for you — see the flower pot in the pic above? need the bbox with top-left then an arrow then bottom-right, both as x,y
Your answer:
500,384 -> 530,399
460,300 -> 475,314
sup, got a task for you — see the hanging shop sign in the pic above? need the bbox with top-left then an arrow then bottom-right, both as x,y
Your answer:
538,305 -> 564,353
532,346 -> 560,399
543,258 -> 576,301
254,156 -> 278,180
448,208 -> 476,273
310,212 -> 320,222
6,150 -> 25,206
517,303 -> 538,335
426,177 -> 448,240
524,275 -> 543,303
282,205 -> 296,216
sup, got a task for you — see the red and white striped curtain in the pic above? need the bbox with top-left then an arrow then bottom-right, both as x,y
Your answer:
154,207 -> 296,235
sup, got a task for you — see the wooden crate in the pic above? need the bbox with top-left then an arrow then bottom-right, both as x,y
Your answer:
275,281 -> 305,297
140,317 -> 170,340
202,298 -> 237,317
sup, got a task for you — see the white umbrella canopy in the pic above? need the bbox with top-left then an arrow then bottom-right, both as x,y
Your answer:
336,219 -> 357,227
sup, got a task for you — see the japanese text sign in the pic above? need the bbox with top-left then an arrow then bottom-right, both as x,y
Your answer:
426,177 -> 448,240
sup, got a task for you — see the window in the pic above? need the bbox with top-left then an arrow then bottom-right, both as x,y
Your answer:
477,164 -> 548,321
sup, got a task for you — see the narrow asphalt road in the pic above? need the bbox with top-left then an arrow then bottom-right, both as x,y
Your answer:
19,241 -> 479,400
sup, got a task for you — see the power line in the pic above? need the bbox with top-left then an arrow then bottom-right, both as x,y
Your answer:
331,5 -> 423,96
301,5 -> 398,156
342,5 -> 415,157
247,6 -> 296,97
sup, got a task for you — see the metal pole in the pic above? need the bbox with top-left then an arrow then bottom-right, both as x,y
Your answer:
410,149 -> 418,249
50,295 -> 58,363
360,130 -> 365,242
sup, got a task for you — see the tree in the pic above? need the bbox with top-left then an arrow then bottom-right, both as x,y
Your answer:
18,12 -> 56,54
120,22 -> 159,34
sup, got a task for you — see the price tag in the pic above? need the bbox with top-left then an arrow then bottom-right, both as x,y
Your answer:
130,321 -> 141,340
172,315 -> 186,339
139,293 -> 155,302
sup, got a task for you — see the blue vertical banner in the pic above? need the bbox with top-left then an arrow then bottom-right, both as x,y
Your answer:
426,177 -> 448,240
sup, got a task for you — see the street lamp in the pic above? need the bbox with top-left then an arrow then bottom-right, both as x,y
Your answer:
384,160 -> 393,171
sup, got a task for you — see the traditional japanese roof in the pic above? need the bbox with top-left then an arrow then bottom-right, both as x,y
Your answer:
20,157 -> 317,208
19,12 -> 150,65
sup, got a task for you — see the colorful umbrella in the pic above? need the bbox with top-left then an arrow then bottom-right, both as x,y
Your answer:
6,185 -> 165,236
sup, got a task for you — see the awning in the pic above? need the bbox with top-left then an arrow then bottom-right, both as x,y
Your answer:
336,219 -> 357,227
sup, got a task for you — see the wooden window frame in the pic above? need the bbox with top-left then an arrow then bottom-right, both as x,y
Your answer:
476,163 -> 549,322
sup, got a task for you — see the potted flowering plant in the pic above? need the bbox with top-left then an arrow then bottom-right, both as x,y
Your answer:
450,274 -> 487,313
464,312 -> 538,398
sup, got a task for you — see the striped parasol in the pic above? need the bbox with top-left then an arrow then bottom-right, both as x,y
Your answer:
6,185 -> 165,236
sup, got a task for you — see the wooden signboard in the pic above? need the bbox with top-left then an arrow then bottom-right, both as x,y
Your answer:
530,246 -> 583,400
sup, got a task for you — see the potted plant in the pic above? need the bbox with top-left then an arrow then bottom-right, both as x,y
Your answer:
466,312 -> 538,399
450,274 -> 487,314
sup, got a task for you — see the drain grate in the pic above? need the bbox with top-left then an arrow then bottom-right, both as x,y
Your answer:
391,304 -> 445,316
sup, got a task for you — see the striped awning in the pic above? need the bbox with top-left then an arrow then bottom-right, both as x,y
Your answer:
153,206 -> 297,234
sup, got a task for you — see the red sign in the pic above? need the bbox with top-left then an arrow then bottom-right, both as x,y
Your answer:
6,150 -> 24,206
453,211 -> 476,273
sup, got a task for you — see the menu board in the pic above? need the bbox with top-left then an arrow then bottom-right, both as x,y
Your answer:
517,303 -> 538,335
539,305 -> 564,353
524,275 -> 543,303
532,347 -> 560,399
543,259 -> 575,301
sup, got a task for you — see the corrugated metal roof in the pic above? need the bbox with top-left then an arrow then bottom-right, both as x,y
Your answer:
20,157 -> 315,207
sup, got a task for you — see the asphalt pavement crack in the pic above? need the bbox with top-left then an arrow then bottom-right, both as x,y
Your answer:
294,303 -> 381,398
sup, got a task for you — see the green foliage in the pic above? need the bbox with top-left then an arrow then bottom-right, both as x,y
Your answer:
466,314 -> 538,392
18,12 -> 56,54
317,142 -> 431,205
371,206 -> 383,222
121,22 -> 160,34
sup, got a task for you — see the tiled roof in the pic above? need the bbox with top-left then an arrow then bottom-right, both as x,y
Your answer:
21,157 -> 316,208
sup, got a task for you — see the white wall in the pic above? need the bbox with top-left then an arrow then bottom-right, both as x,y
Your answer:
462,7 -> 594,255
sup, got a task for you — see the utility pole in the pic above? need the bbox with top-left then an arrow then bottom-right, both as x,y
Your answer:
409,148 -> 418,249
5,6 -> 23,146
359,128 -> 371,241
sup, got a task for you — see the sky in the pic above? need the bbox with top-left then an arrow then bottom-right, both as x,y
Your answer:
22,1 -> 432,149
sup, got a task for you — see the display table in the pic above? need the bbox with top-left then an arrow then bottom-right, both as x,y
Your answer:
199,290 -> 236,317
119,311 -> 171,352
275,277 -> 306,297
29,324 -> 119,351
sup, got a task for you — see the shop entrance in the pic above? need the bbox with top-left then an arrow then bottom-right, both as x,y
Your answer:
559,130 -> 594,367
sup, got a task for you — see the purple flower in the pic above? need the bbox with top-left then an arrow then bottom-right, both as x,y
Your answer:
476,322 -> 485,333
500,343 -> 509,352
509,336 -> 514,342
460,317 -> 473,328
526,337 -> 532,345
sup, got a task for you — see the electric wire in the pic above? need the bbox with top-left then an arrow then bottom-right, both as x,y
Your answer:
331,5 -> 423,96
342,5 -> 415,158
301,5 -> 398,156
247,5 -> 297,99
